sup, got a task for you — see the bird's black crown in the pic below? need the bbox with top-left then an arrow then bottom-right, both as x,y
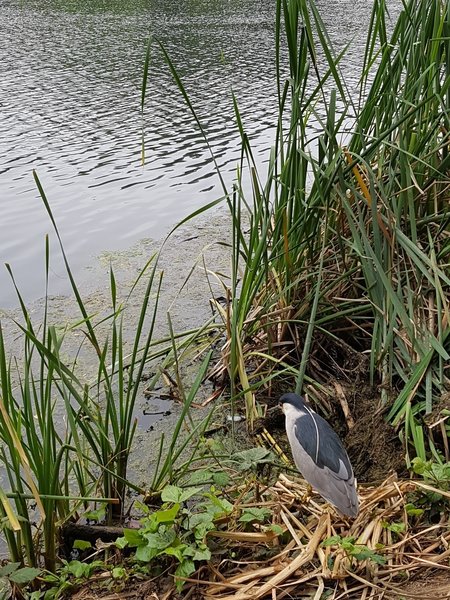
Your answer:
280,393 -> 307,410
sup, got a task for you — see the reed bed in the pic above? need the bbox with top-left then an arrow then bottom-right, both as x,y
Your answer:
199,0 -> 450,461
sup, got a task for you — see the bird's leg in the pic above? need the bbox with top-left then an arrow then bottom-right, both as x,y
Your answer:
301,483 -> 313,503
322,502 -> 333,515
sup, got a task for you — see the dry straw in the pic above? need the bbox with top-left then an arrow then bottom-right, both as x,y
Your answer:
177,474 -> 450,600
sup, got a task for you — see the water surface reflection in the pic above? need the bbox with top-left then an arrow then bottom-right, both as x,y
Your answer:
0,0 -> 400,306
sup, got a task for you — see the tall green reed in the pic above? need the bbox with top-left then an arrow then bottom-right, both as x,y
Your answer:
0,238 -> 119,571
24,172 -> 169,518
231,0 -> 449,460
341,0 -> 450,460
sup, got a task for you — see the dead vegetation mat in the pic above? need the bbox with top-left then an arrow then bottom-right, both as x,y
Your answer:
71,473 -> 450,600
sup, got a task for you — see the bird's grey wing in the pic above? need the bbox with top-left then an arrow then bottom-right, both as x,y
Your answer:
289,412 -> 359,517
293,410 -> 352,478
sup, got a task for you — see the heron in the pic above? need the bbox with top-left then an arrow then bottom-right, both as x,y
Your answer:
280,392 -> 359,518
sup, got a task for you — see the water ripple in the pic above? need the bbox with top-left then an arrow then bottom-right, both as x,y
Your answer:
0,0 -> 402,306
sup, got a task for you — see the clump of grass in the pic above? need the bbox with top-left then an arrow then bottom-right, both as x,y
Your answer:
223,0 -> 450,461
156,0 -> 450,459
0,237 -> 120,571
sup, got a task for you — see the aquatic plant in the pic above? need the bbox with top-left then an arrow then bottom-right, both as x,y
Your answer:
0,236 -> 118,571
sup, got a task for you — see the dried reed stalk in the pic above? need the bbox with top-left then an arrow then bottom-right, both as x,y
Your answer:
196,474 -> 450,600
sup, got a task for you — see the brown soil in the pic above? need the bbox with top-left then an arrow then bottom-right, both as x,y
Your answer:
71,580 -> 161,600
342,384 -> 407,482
386,570 -> 450,599
311,337 -> 407,482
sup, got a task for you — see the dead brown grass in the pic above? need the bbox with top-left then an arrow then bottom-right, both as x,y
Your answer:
194,474 -> 450,600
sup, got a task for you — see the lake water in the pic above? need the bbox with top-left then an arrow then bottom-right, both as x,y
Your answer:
0,0 -> 401,308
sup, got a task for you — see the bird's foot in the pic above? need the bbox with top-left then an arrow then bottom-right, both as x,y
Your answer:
300,483 -> 313,503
